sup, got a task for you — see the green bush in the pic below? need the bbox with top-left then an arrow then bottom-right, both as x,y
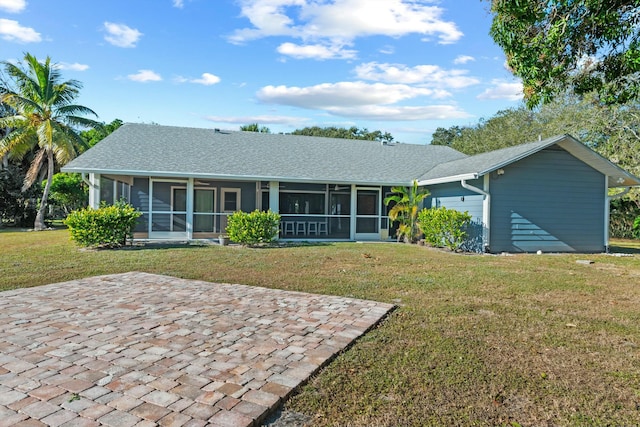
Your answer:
633,216 -> 640,239
418,207 -> 472,251
64,200 -> 141,248
225,210 -> 281,246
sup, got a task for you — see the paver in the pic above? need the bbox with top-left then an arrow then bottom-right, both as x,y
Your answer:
0,272 -> 394,426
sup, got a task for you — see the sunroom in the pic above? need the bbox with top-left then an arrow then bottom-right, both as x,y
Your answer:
94,174 -> 393,241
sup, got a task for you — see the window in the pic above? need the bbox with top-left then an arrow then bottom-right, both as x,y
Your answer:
194,188 -> 216,233
222,188 -> 241,212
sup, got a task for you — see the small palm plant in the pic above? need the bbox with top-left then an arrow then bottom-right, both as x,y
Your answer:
384,180 -> 430,243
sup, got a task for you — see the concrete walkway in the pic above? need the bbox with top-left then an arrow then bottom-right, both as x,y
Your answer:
0,272 -> 394,427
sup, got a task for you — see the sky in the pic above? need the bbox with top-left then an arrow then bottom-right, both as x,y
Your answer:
0,0 -> 524,145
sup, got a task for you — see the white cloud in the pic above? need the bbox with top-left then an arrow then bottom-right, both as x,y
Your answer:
257,81 -> 440,109
379,45 -> 395,55
322,104 -> 471,121
354,62 -> 479,89
128,69 -> 162,82
0,0 -> 26,13
477,79 -> 523,101
454,55 -> 475,65
176,72 -> 221,85
173,0 -> 184,8
277,42 -> 356,60
104,22 -> 142,48
0,18 -> 40,43
55,62 -> 90,71
205,115 -> 308,125
229,0 -> 463,53
192,73 -> 221,85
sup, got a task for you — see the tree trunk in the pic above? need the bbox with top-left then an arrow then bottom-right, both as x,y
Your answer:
34,150 -> 54,231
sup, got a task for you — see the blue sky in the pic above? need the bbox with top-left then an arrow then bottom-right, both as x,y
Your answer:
0,0 -> 523,144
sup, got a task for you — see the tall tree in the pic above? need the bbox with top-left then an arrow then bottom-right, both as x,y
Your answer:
292,126 -> 394,142
81,118 -> 123,148
240,123 -> 271,133
490,1 -> 640,107
0,53 -> 101,230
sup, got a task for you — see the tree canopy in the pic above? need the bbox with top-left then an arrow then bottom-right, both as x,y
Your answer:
291,126 -> 394,142
0,53 -> 101,230
81,118 -> 123,148
490,1 -> 640,107
240,123 -> 271,133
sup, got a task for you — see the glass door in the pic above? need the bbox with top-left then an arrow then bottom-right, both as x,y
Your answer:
355,188 -> 381,240
149,180 -> 188,239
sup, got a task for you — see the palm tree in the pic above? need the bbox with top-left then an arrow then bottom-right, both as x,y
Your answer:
384,180 -> 430,243
0,53 -> 101,230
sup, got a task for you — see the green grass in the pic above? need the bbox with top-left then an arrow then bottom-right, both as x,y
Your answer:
3,229 -> 640,426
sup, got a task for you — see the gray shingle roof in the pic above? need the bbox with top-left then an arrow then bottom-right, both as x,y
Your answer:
63,124 -> 640,188
417,134 -> 640,187
63,123 -> 467,185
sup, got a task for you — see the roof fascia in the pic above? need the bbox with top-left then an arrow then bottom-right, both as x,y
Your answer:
61,167 -> 409,187
417,173 -> 479,186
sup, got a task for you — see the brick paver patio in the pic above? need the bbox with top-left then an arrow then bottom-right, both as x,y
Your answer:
0,272 -> 394,427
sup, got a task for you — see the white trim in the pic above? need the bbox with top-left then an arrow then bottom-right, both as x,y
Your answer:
63,167 -> 410,187
148,179 -> 189,239
417,173 -> 478,186
88,173 -> 100,209
192,187 -> 217,233
186,178 -> 194,239
269,181 -> 279,213
461,179 -> 490,251
221,187 -> 241,212
354,186 -> 383,240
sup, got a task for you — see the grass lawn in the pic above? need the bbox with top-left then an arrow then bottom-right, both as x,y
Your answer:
2,228 -> 640,426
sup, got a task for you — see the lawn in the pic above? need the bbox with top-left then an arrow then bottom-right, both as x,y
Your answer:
2,228 -> 640,426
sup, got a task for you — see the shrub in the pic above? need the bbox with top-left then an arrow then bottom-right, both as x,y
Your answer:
225,210 -> 281,246
418,207 -> 472,251
64,200 -> 141,248
633,216 -> 640,239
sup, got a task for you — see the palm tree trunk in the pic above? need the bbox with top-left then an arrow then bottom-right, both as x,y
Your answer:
34,150 -> 53,230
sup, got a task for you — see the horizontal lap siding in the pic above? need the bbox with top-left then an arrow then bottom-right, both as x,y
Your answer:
490,148 -> 605,253
428,181 -> 485,252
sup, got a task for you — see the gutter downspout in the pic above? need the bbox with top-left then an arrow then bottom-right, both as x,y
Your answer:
461,179 -> 490,252
605,185 -> 632,252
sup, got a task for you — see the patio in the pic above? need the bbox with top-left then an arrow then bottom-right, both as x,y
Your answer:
0,272 -> 394,427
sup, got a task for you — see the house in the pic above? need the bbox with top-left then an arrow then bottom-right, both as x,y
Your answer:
62,123 -> 640,253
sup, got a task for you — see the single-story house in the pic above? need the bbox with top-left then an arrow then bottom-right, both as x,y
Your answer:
62,123 -> 640,253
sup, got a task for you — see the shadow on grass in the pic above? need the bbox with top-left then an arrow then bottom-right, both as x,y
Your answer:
609,239 -> 640,254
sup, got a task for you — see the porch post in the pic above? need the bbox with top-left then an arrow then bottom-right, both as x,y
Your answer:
269,181 -> 279,212
186,178 -> 194,240
350,184 -> 357,240
88,173 -> 100,209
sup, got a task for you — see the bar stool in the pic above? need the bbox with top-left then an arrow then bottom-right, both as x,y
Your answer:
317,222 -> 328,235
307,222 -> 318,235
295,222 -> 306,235
283,221 -> 295,236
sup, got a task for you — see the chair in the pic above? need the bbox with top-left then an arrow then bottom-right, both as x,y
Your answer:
307,222 -> 318,235
317,222 -> 328,235
283,221 -> 295,236
295,222 -> 306,235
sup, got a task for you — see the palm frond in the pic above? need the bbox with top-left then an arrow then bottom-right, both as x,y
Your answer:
23,148 -> 46,191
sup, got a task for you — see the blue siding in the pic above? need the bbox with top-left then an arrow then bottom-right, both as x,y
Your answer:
427,180 -> 485,252
489,147 -> 605,253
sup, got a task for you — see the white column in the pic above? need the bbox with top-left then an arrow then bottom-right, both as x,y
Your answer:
604,176 -> 610,252
483,174 -> 491,250
350,185 -> 357,240
186,178 -> 194,240
269,181 -> 279,212
88,173 -> 100,209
